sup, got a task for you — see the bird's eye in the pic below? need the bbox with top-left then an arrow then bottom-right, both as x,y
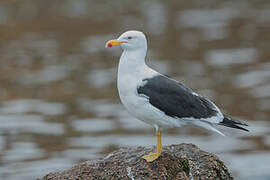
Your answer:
128,36 -> 132,40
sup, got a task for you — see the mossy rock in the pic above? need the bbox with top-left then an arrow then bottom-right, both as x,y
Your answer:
41,143 -> 233,180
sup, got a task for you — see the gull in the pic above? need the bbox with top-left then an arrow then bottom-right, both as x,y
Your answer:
105,30 -> 248,162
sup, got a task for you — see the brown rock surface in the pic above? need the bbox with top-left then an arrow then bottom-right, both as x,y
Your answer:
41,143 -> 233,180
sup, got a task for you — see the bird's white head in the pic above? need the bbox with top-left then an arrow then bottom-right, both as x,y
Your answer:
106,30 -> 147,51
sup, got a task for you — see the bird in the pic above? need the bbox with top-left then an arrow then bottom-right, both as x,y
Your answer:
105,30 -> 248,162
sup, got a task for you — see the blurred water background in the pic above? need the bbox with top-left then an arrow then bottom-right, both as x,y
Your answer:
0,0 -> 269,179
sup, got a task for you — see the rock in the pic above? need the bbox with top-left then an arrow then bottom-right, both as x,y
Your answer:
41,143 -> 233,180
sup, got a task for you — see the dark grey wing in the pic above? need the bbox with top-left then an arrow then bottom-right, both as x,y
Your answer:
219,115 -> 249,131
137,75 -> 218,119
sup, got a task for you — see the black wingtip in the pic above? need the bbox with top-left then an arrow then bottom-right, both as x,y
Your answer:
219,115 -> 249,132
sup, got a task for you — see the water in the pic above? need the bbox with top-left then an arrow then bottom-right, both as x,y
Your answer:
0,0 -> 269,179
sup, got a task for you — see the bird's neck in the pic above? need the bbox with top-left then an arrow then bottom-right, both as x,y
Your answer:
118,49 -> 147,74
117,49 -> 157,96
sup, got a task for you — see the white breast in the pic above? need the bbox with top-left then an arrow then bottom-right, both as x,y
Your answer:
116,50 -> 155,121
117,62 -> 155,117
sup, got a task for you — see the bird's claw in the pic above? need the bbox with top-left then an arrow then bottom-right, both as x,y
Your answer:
142,152 -> 161,162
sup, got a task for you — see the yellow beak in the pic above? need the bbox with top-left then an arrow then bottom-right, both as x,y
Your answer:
105,39 -> 126,48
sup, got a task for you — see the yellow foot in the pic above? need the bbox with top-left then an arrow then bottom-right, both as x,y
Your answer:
142,152 -> 161,162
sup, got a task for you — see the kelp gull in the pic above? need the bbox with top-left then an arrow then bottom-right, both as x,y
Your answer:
105,30 -> 248,162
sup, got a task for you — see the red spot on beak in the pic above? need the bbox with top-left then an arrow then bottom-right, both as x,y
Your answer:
108,43 -> 112,48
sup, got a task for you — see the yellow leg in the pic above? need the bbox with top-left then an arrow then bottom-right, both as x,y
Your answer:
142,130 -> 162,162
